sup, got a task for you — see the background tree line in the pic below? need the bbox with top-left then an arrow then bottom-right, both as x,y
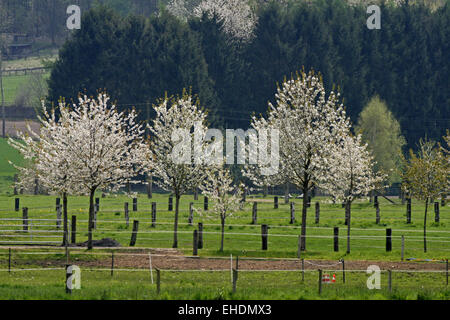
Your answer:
45,0 -> 448,152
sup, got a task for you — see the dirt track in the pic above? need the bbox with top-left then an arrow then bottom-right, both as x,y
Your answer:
23,248 -> 447,271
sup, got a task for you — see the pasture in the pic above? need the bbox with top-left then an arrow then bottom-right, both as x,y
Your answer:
0,192 -> 448,300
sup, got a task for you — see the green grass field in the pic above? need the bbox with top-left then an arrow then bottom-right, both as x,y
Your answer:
0,138 -> 24,195
1,73 -> 50,105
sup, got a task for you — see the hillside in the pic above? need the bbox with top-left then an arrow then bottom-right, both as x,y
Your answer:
0,137 -> 24,194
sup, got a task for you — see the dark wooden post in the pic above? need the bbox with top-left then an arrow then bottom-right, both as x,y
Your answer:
111,252 -> 115,277
386,228 -> 392,252
434,202 -> 440,223
22,207 -> 28,231
307,195 -> 311,208
204,197 -> 208,211
130,220 -> 139,246
124,202 -> 129,227
133,198 -> 138,212
232,269 -> 238,293
441,195 -> 446,207
151,202 -> 156,227
334,227 -> 339,252
252,202 -> 257,224
198,223 -> 203,249
56,205 -> 62,229
261,224 -> 268,250
13,174 -> 18,195
297,235 -> 302,259
95,198 -> 100,212
15,198 -> 19,212
168,197 -> 173,211
56,197 -> 61,212
156,268 -> 161,294
188,203 -> 193,226
318,269 -> 323,295
34,178 -> 39,195
71,215 -> 76,244
406,198 -> 412,224
194,188 -> 199,201
274,196 -> 278,209
290,202 -> 295,224
376,204 -> 380,224
193,230 -> 198,256
315,202 -> 320,224
446,259 -> 448,286
342,259 -> 346,283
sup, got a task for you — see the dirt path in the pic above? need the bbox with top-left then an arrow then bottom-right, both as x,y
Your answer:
20,248 -> 446,271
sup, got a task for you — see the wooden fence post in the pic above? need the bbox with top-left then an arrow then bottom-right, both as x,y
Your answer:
342,259 -> 345,283
156,268 -> 160,294
168,197 -> 173,211
13,174 -> 18,195
188,203 -> 193,226
334,227 -> 339,252
71,215 -> 76,244
193,230 -> 198,256
95,198 -> 100,212
446,259 -> 448,286
261,224 -> 268,250
124,202 -> 129,227
252,202 -> 257,225
15,198 -> 20,212
386,228 -> 392,252
376,204 -> 380,224
318,269 -> 323,295
22,207 -> 28,231
111,252 -> 115,277
274,196 -> 278,209
130,220 -> 139,246
152,202 -> 156,227
232,269 -> 238,293
406,199 -> 411,224
434,202 -> 440,223
56,205 -> 62,229
204,197 -> 208,211
307,195 -> 311,208
198,223 -> 204,249
290,202 -> 295,224
297,235 -> 301,259
56,198 -> 61,212
133,198 -> 138,212
315,202 -> 320,224
441,195 -> 446,207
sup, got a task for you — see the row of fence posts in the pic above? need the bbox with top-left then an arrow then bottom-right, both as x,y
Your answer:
92,258 -> 446,296
12,195 -> 446,228
11,195 -> 446,249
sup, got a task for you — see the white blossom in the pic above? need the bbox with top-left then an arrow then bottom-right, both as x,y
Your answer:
147,93 -> 209,248
167,0 -> 257,42
197,161 -> 242,251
